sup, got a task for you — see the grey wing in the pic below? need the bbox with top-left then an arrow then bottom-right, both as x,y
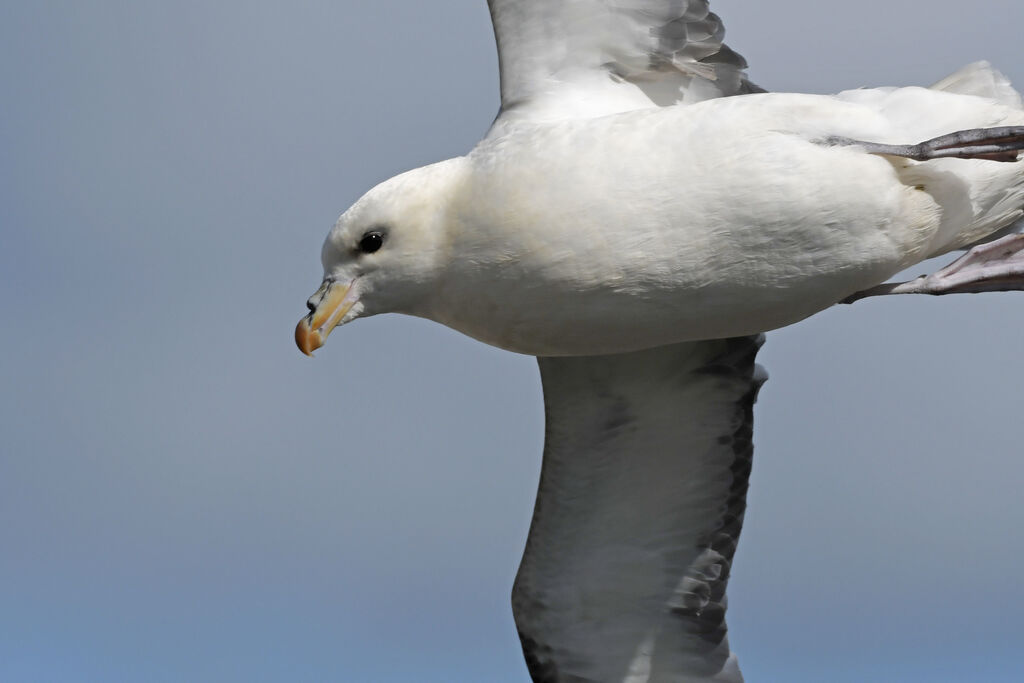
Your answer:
513,336 -> 766,683
487,0 -> 761,127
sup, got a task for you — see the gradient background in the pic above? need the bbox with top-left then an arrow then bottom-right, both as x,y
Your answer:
3,2 -> 1024,681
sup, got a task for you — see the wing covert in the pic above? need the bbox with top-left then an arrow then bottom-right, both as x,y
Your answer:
487,0 -> 760,127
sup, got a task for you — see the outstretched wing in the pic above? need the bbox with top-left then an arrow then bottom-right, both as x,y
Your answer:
513,337 -> 767,683
487,0 -> 760,127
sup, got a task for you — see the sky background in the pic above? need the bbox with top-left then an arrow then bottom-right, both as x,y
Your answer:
3,1 -> 1024,681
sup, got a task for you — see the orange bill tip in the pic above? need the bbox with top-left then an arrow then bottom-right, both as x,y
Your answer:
295,317 -> 321,356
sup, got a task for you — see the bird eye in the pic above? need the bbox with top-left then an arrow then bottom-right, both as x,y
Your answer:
358,230 -> 385,254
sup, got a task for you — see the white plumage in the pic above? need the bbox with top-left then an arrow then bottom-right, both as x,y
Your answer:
429,84 -> 1024,355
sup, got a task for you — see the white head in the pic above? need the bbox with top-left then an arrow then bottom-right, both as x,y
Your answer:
295,158 -> 467,355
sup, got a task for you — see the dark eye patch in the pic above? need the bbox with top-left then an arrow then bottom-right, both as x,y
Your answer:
358,230 -> 385,254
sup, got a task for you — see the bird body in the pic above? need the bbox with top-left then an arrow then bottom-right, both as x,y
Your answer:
343,86 -> 1024,355
295,2 -> 1024,680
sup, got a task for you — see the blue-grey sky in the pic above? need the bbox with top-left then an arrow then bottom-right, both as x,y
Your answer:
3,2 -> 1023,681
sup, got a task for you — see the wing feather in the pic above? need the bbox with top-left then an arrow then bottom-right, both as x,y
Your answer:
513,336 -> 766,682
487,0 -> 760,127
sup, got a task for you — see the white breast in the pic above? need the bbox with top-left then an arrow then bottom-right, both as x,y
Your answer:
430,92 -> 983,355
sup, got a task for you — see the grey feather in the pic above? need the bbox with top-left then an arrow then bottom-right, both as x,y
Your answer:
487,0 -> 760,124
513,336 -> 766,682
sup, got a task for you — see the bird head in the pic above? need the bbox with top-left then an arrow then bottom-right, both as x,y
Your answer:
295,159 -> 467,356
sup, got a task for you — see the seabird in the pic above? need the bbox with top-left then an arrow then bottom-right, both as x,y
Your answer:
294,2 -> 1024,681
